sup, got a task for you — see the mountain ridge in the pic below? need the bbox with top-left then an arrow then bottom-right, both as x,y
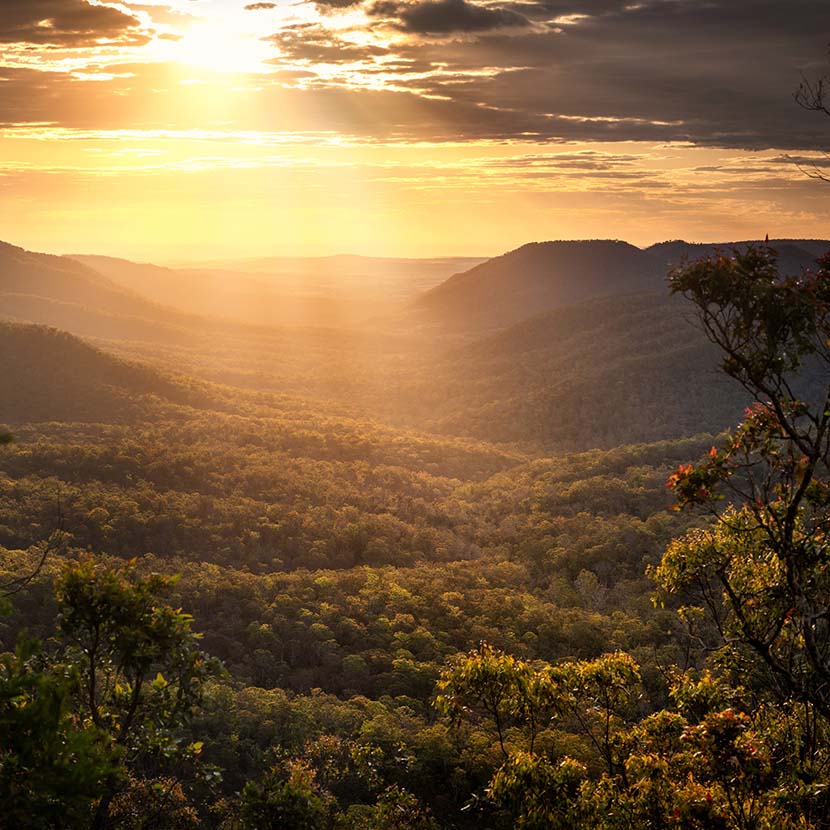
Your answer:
411,237 -> 830,333
0,322 -> 220,425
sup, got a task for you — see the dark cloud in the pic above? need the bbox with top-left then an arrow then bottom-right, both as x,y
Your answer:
268,24 -> 388,63
372,0 -> 830,148
490,0 -> 626,21
771,154 -> 830,169
369,0 -> 532,34
1,0 -> 829,153
309,0 -> 364,11
488,151 -> 640,170
245,2 -> 277,9
0,0 -> 146,46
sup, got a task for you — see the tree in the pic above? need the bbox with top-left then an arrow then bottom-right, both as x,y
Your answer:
656,247 -> 830,716
55,559 -> 219,829
648,244 -> 830,827
357,784 -> 439,830
0,558 -> 219,829
0,638 -> 117,830
795,76 -> 830,182
0,430 -> 67,606
239,759 -> 332,830
434,648 -> 643,828
435,245 -> 830,830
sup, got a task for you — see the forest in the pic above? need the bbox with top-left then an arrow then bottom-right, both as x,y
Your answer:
2,239 -> 830,830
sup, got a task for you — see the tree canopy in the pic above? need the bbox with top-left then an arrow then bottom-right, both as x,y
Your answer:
434,246 -> 830,829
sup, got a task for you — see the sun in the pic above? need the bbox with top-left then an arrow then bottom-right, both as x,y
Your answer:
171,19 -> 273,74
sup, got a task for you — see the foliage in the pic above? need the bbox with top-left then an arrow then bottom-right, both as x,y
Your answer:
432,246 -> 830,830
0,560 -> 219,829
656,248 -> 830,715
435,645 -> 830,830
4,243 -> 830,827
56,560 -> 220,827
0,638 -> 116,830
656,246 -> 830,825
355,784 -> 439,830
239,759 -> 332,830
0,421 -> 703,827
56,559 -> 215,751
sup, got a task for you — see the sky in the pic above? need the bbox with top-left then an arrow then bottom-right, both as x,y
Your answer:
1,0 -> 830,260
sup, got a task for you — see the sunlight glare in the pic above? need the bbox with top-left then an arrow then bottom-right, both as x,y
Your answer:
173,19 -> 273,74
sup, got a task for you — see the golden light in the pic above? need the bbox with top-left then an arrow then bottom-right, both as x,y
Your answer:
172,20 -> 273,74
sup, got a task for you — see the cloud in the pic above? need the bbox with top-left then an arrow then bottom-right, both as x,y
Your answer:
488,150 -> 642,170
369,0 -> 830,148
0,0 -> 147,46
369,0 -> 533,34
245,2 -> 277,9
268,24 -> 388,63
1,0 -> 830,152
308,0 -> 365,11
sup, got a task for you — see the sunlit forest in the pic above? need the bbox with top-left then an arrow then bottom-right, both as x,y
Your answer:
4,230 -> 830,829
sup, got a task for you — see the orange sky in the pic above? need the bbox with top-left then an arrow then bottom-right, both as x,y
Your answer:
1,0 -> 829,259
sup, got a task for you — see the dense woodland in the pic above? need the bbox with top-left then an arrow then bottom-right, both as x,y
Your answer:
2,239 -> 830,828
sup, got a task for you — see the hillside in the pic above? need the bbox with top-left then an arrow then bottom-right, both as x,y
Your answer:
0,241 -> 419,416
411,238 -> 830,336
7,236 -> 827,455
647,238 -> 829,273
391,292 -> 746,448
0,241 -> 182,324
0,322 -> 218,425
0,240 -> 235,351
413,240 -> 665,332
0,240 -> 343,347
70,253 -> 485,328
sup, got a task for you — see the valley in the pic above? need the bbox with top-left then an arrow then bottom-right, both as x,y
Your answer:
2,233 -> 827,826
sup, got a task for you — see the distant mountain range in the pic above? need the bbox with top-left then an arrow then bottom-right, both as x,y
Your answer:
412,238 -> 829,333
69,253 -> 482,328
3,236 -> 822,342
3,235 -> 828,451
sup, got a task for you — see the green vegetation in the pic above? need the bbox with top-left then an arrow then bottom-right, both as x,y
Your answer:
427,246 -> 830,829
0,338 -> 703,826
2,242 -> 829,827
1,560 -> 215,830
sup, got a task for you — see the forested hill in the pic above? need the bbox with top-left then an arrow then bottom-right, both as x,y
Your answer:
410,237 -> 830,335
0,323 -> 219,424
647,238 -> 828,273
413,240 -> 664,332
390,292 -> 745,447
4,236 -> 829,455
0,241 -> 422,391
0,299 -> 728,458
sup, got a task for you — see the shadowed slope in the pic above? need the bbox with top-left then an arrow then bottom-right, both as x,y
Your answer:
0,322 -> 215,425
414,240 -> 665,332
